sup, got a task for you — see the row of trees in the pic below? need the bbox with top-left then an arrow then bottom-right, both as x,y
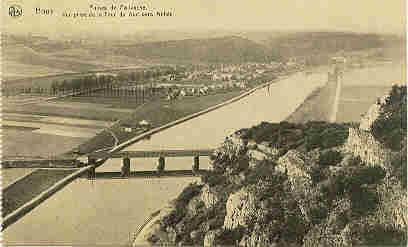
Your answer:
50,75 -> 115,94
116,66 -> 187,82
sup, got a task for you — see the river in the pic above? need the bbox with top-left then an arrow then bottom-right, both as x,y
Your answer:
1,70 -> 339,245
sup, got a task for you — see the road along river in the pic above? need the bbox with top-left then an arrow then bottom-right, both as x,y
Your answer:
3,71 -> 328,245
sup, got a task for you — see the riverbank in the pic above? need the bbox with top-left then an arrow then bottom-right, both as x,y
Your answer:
2,169 -> 76,218
133,85 -> 406,246
68,76 -> 282,157
3,68 -> 327,245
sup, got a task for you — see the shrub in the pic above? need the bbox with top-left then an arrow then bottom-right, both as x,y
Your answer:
201,171 -> 226,187
176,183 -> 202,206
216,227 -> 246,245
391,149 -> 407,188
319,150 -> 343,167
242,121 -> 349,152
372,85 -> 406,151
360,224 -> 407,246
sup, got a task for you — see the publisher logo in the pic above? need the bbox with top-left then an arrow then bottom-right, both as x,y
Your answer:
9,5 -> 22,18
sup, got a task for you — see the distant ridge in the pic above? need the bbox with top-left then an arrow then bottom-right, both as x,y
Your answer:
113,36 -> 272,63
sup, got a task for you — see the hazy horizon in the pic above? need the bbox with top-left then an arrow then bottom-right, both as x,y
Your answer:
2,0 -> 406,39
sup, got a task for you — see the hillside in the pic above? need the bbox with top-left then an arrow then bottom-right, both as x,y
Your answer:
133,85 -> 407,246
259,32 -> 399,62
2,31 -> 403,80
113,36 -> 271,63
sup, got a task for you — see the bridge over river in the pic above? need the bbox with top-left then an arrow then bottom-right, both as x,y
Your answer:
3,70 -> 330,245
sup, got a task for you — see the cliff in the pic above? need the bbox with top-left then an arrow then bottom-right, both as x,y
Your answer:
133,85 -> 406,246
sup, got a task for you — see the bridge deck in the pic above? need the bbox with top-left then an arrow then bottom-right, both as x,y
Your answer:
90,149 -> 214,159
90,170 -> 208,179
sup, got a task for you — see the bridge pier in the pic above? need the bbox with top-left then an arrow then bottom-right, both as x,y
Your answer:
121,157 -> 131,177
87,157 -> 96,179
87,167 -> 96,179
157,156 -> 165,173
192,155 -> 200,173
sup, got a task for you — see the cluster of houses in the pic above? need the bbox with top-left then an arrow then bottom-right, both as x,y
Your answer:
165,80 -> 249,101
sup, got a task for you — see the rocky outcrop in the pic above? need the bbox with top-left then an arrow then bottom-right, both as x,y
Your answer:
199,184 -> 219,209
133,86 -> 406,247
276,150 -> 314,187
359,94 -> 389,131
224,188 -> 258,230
247,149 -> 268,168
345,127 -> 393,169
376,182 -> 407,230
247,142 -> 279,168
257,142 -> 280,159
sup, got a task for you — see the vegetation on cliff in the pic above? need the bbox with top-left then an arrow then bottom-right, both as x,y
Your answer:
137,86 -> 406,246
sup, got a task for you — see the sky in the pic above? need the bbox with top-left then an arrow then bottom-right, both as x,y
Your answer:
2,0 -> 406,37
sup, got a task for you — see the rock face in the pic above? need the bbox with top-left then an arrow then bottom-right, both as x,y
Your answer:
247,142 -> 279,168
359,94 -> 389,131
345,127 -> 393,168
257,142 -> 280,159
200,184 -> 219,209
224,188 -> 257,230
132,86 -> 407,247
276,150 -> 313,187
377,182 -> 408,230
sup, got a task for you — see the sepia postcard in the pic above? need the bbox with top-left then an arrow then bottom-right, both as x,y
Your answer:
1,0 -> 407,246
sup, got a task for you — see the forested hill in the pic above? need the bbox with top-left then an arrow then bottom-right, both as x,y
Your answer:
113,36 -> 271,63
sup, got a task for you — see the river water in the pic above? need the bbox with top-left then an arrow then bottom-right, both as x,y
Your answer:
4,65 -> 393,245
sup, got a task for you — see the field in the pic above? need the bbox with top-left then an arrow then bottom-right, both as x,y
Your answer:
2,168 -> 37,188
71,90 -> 243,155
2,128 -> 87,158
4,99 -> 133,121
2,111 -> 115,158
3,84 -> 243,158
